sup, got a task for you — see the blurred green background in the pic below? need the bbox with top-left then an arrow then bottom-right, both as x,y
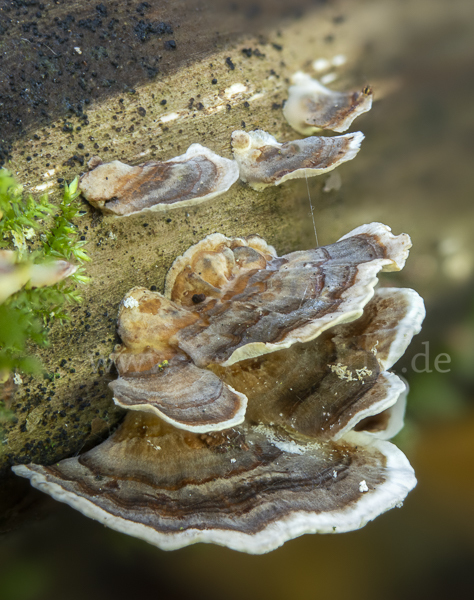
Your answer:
1,0 -> 473,599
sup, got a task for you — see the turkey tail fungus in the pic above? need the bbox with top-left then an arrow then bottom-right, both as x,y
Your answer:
14,224 -> 424,553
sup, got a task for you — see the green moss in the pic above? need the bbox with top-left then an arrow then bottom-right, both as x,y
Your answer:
0,170 -> 90,379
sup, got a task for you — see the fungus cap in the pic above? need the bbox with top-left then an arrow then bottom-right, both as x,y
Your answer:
284,72 -> 373,135
231,129 -> 364,191
13,417 -> 416,554
166,223 -> 411,368
79,144 -> 239,216
108,223 -> 411,434
211,287 -> 425,441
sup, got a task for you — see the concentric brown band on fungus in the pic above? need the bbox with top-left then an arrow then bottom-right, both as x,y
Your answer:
211,287 -> 424,441
107,223 -> 413,433
13,417 -> 416,554
13,223 -> 424,554
78,144 -> 239,216
284,72 -> 373,135
231,129 -> 364,191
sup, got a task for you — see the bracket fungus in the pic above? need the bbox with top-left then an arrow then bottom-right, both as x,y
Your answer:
231,129 -> 364,191
78,144 -> 239,216
14,223 -> 424,553
284,72 -> 373,135
0,249 -> 76,303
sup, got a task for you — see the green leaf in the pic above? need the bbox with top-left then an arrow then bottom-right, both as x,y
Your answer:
68,177 -> 79,195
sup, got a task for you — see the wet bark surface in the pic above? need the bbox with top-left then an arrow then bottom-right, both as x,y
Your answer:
0,0 -> 327,160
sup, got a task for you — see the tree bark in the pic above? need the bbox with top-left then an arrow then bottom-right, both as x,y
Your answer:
1,0 -> 473,511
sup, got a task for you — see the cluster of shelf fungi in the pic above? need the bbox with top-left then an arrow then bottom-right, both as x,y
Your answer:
14,70 -> 425,554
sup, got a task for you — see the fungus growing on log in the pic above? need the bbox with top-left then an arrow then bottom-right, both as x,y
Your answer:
231,129 -> 363,191
78,144 -> 239,216
284,72 -> 373,135
14,223 -> 424,553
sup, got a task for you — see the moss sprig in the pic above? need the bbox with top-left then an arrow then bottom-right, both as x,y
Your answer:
0,170 -> 90,379
42,177 -> 91,281
0,170 -> 55,259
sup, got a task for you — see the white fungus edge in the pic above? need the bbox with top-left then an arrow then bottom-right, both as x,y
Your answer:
369,383 -> 408,441
222,223 -> 412,366
12,431 -> 416,555
332,372 -> 406,441
112,383 -> 248,434
373,288 -> 426,370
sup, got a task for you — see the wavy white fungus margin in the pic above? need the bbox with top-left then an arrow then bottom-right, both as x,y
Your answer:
373,288 -> 426,369
13,431 -> 416,554
112,383 -> 248,434
332,372 -> 406,441
231,129 -> 364,190
222,223 -> 412,366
